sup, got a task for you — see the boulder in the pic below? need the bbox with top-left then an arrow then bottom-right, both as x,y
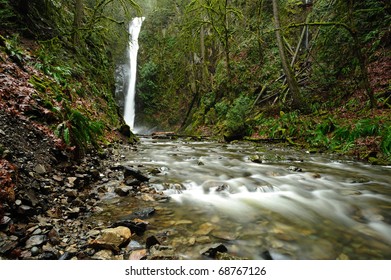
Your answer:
200,243 -> 228,258
89,226 -> 131,252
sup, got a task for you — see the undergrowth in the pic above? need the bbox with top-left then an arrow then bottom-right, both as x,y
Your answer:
255,112 -> 391,163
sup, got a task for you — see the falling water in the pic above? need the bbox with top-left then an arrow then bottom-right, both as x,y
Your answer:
124,17 -> 144,130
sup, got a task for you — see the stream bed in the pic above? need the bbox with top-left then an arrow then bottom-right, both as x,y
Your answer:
92,138 -> 391,260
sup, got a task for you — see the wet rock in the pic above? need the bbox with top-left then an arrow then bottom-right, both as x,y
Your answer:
195,223 -> 215,235
121,207 -> 155,220
287,166 -> 302,172
122,166 -> 149,182
114,186 -> 132,197
261,250 -> 273,260
146,236 -> 160,249
25,235 -> 46,249
212,231 -> 238,241
124,178 -> 141,186
89,226 -> 131,252
175,220 -> 193,225
200,243 -> 228,258
216,252 -> 246,260
249,155 -> 263,164
215,184 -> 230,192
128,249 -> 148,260
148,245 -> 175,260
112,219 -> 148,236
126,240 -> 143,251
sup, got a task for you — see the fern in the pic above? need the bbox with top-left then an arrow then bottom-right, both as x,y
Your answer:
380,126 -> 391,158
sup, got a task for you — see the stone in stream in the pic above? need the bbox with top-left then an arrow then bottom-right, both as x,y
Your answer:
119,207 -> 156,220
261,250 -> 273,260
128,249 -> 148,260
287,166 -> 303,172
148,245 -> 176,260
122,166 -> 149,182
114,186 -> 132,197
89,226 -> 131,252
112,219 -> 148,236
200,243 -> 228,258
145,236 -> 160,249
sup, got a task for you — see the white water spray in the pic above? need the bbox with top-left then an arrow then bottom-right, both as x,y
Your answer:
124,17 -> 144,130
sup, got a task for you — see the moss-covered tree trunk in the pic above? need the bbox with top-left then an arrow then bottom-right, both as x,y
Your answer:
73,0 -> 83,45
272,0 -> 302,110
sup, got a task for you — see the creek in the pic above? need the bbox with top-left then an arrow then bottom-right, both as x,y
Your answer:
92,137 -> 391,260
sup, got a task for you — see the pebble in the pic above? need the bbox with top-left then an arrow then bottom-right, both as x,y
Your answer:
31,246 -> 40,256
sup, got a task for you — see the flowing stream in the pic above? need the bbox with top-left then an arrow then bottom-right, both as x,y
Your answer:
94,138 -> 391,260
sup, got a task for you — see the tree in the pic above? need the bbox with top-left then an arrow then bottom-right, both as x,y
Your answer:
73,0 -> 84,45
272,0 -> 302,110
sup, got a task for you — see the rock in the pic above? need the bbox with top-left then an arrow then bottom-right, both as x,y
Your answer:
120,207 -> 155,220
17,205 -> 34,215
200,243 -> 228,258
90,226 -> 131,252
25,189 -> 40,207
34,164 -> 46,174
148,245 -> 176,260
212,231 -> 238,241
67,177 -> 77,186
112,219 -> 148,236
126,240 -> 143,251
119,124 -> 132,138
249,155 -> 263,164
124,178 -> 141,186
216,252 -> 246,260
52,175 -> 63,182
195,223 -> 215,235
0,216 -> 11,228
25,235 -> 46,249
146,236 -> 160,249
92,249 -> 114,260
115,186 -> 131,197
261,250 -> 273,260
128,249 -> 148,260
31,246 -> 40,256
48,228 -> 60,245
0,240 -> 18,254
287,166 -> 302,172
122,166 -> 149,182
175,220 -> 193,225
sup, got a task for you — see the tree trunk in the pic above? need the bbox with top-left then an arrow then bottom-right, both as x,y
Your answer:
272,0 -> 302,110
73,0 -> 84,45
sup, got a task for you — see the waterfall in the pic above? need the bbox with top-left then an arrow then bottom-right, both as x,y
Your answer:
124,17 -> 144,130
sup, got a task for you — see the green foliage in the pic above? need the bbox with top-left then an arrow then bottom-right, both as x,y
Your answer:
0,34 -> 24,64
224,95 -> 252,137
380,126 -> 391,158
55,107 -> 104,155
0,0 -> 16,27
